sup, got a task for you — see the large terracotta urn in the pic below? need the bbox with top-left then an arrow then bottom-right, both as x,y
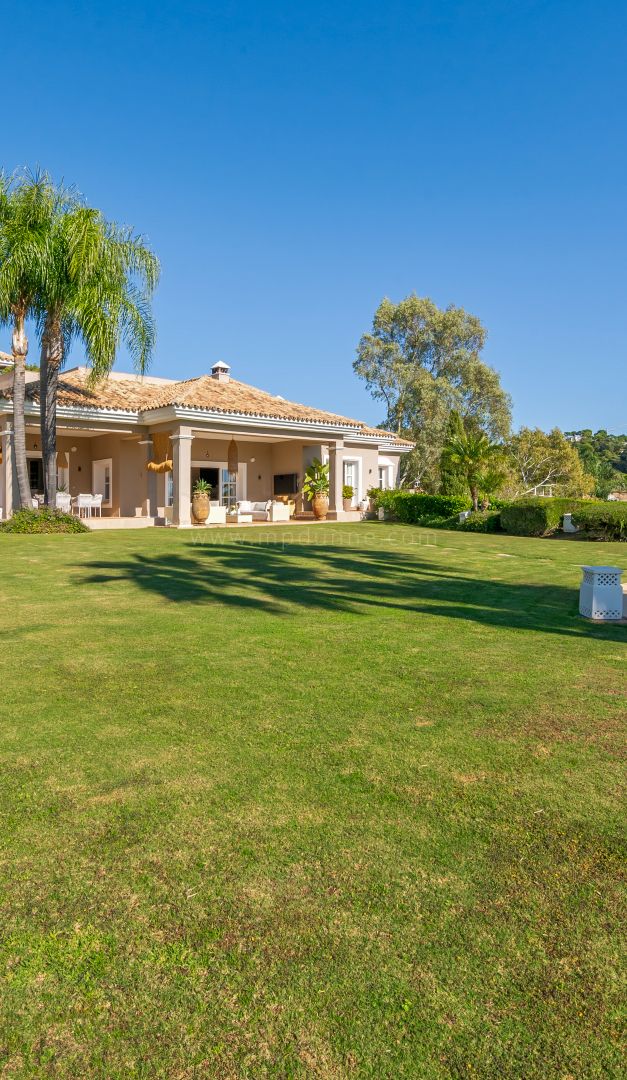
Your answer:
192,491 -> 210,524
312,493 -> 329,520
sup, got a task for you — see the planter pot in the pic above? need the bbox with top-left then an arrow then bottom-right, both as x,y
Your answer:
192,492 -> 210,524
342,498 -> 353,512
312,493 -> 329,520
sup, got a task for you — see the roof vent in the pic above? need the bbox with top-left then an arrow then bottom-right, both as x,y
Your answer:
211,360 -> 231,382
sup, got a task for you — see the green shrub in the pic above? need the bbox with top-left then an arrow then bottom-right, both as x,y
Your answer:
500,498 -> 594,537
571,504 -> 627,541
0,508 -> 89,534
371,491 -> 471,522
456,510 -> 503,533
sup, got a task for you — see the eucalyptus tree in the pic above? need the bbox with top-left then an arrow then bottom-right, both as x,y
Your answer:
38,202 -> 160,503
0,172 -> 55,507
354,295 -> 512,490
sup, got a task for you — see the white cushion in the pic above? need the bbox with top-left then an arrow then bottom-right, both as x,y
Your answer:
238,500 -> 253,512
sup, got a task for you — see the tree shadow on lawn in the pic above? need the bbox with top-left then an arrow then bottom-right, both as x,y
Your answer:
79,538 -> 626,641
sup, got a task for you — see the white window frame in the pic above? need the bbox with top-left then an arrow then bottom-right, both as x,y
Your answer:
92,458 -> 113,508
191,460 -> 247,505
342,457 -> 362,506
378,464 -> 393,490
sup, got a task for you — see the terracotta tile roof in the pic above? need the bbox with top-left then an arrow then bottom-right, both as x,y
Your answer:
144,374 -> 369,427
8,367 -> 169,411
0,366 -> 412,445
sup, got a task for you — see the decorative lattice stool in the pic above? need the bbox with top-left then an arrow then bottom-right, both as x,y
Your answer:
579,566 -> 624,621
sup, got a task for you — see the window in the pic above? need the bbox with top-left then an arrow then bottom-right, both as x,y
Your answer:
378,465 -> 392,490
343,459 -> 359,505
221,469 -> 237,508
166,471 -> 174,507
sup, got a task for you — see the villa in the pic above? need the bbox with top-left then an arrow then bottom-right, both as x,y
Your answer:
0,361 -> 411,526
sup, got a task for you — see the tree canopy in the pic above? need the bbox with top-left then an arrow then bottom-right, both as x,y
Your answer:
354,295 -> 511,490
564,430 -> 627,497
502,428 -> 595,499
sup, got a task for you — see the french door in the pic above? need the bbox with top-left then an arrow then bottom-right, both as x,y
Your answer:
343,460 -> 359,506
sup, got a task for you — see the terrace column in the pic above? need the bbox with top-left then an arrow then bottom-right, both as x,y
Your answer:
1,423 -> 15,519
138,436 -> 157,518
328,440 -> 344,519
171,426 -> 194,528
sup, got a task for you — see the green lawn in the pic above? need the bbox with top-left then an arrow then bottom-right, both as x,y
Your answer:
0,523 -> 625,1078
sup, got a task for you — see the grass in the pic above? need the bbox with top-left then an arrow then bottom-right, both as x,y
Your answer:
0,522 -> 625,1078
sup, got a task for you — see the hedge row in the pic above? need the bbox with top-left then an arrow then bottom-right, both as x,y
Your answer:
0,508 -> 89,534
571,504 -> 627,541
456,511 -> 503,533
371,491 -> 627,540
499,498 -> 593,537
372,491 -> 471,522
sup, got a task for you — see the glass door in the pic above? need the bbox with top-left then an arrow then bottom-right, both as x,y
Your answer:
343,460 -> 358,505
221,468 -> 237,508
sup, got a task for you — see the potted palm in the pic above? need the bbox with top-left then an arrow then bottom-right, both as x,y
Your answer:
302,457 -> 330,520
192,477 -> 211,524
342,484 -> 354,511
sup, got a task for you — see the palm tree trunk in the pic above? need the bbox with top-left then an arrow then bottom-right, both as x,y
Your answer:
470,485 -> 479,512
11,312 -> 31,509
40,314 -> 63,507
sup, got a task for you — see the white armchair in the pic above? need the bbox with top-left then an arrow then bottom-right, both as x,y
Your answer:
55,492 -> 72,513
268,501 -> 290,522
207,501 -> 227,524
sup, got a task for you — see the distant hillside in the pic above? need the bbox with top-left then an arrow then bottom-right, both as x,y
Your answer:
565,429 -> 627,496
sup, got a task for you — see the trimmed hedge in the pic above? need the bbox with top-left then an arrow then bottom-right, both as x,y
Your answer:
0,508 -> 89,534
571,504 -> 627,541
370,491 -> 624,540
500,498 -> 594,538
456,511 -> 503,533
372,491 -> 471,523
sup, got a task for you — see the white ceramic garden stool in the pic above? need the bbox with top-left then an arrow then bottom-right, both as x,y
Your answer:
579,566 -> 624,621
563,513 -> 577,533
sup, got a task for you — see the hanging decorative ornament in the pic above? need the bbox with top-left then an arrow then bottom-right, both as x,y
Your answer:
147,432 -> 173,473
56,450 -> 69,469
227,438 -> 239,475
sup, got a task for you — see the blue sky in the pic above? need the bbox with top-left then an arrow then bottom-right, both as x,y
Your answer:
5,1 -> 627,432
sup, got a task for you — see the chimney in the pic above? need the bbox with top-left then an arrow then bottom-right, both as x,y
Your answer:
211,360 -> 231,382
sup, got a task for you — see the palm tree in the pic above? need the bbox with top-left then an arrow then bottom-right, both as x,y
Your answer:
442,429 -> 502,511
0,172 -> 55,508
37,201 -> 160,503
